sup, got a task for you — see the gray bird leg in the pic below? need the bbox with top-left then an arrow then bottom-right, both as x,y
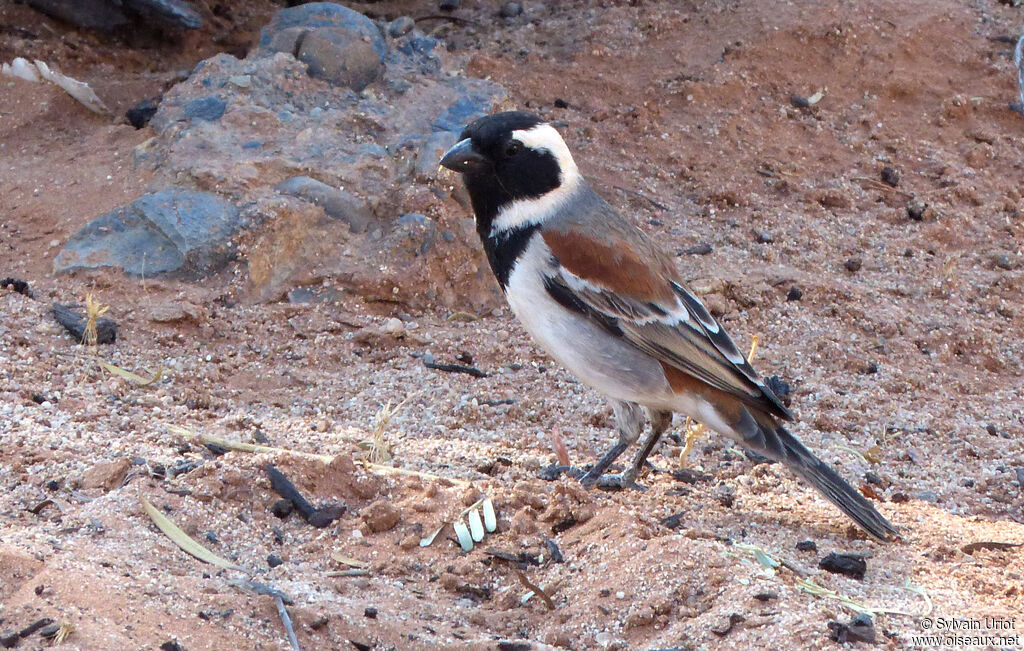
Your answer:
596,409 -> 673,490
579,401 -> 644,486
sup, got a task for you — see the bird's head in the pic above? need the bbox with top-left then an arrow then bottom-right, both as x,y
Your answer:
440,111 -> 580,235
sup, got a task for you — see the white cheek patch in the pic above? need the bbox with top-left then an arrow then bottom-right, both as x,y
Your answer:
490,124 -> 582,236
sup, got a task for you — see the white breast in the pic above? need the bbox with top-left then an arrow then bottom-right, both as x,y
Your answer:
504,236 -> 677,409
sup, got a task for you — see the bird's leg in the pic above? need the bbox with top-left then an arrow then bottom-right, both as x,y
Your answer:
578,401 -> 643,487
596,409 -> 672,490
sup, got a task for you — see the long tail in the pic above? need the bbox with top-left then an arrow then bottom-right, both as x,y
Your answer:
744,420 -> 899,542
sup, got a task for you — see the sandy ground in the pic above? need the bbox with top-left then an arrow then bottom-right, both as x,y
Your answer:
1,0 -> 1023,649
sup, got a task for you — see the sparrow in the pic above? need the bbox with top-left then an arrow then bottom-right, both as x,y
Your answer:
439,111 -> 898,541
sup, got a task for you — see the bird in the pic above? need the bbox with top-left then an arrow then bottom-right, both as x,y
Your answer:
439,111 -> 898,541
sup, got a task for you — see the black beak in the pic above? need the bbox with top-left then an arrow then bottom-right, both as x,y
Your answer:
439,138 -> 488,174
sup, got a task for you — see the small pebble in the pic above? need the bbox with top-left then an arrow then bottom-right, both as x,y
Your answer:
796,540 -> 817,552
500,1 -> 524,18
715,484 -> 735,508
388,16 -> 415,38
271,499 -> 294,519
615,591 -> 626,600
829,613 -> 876,644
553,97 -> 569,108
679,242 -> 713,256
993,253 -> 1017,270
45,479 -> 61,491
755,231 -> 773,243
906,198 -> 928,220
785,286 -> 802,301
844,257 -> 862,273
205,531 -> 218,544
0,630 -> 18,648
439,0 -> 459,10
267,553 -> 284,568
753,592 -> 777,601
309,616 -> 329,630
382,317 -> 405,336
364,607 -> 378,619
880,166 -> 900,187
819,552 -> 866,579
916,490 -> 938,503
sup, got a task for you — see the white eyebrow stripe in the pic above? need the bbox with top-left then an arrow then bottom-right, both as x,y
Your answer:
490,124 -> 583,235
510,124 -> 579,181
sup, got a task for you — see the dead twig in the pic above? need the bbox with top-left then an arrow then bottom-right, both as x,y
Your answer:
275,595 -> 300,651
515,571 -> 555,610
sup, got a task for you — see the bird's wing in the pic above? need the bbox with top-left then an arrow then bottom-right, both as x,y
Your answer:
541,227 -> 793,420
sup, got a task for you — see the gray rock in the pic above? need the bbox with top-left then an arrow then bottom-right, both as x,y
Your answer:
415,130 -> 460,180
23,0 -> 128,31
394,213 -> 437,256
276,176 -> 374,233
432,80 -> 501,132
500,2 -> 523,18
25,0 -> 202,30
258,3 -> 385,60
297,27 -> 384,91
55,189 -> 238,276
183,96 -> 226,121
125,0 -> 202,29
388,16 -> 415,38
257,3 -> 386,91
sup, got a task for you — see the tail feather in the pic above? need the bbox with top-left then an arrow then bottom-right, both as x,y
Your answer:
745,421 -> 899,541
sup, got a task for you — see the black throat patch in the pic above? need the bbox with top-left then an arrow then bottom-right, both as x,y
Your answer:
482,223 -> 540,289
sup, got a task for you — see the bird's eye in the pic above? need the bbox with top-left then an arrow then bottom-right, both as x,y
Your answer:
505,141 -> 521,157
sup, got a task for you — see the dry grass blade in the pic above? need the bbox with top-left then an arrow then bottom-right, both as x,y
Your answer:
368,392 -> 420,465
516,571 -> 555,610
97,360 -> 164,386
746,333 -> 760,363
141,495 -> 246,572
325,569 -> 370,577
170,425 -> 472,486
54,623 -> 74,643
902,580 -> 933,617
168,426 -> 335,463
83,292 -> 109,351
835,445 -> 870,466
356,460 -> 471,486
329,553 -> 369,568
794,577 -> 931,617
